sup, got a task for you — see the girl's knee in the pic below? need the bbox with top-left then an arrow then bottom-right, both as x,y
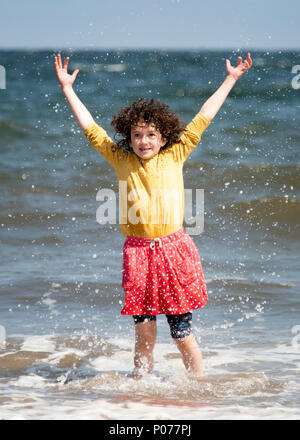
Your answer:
133,315 -> 157,325
134,315 -> 157,346
166,312 -> 193,340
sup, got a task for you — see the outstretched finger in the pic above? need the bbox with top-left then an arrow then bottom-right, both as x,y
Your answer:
54,56 -> 60,74
57,53 -> 63,69
63,57 -> 69,71
246,52 -> 253,67
244,59 -> 251,69
237,56 -> 243,66
71,69 -> 79,81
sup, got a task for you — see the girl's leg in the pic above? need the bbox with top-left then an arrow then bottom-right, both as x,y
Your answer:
166,313 -> 203,375
133,315 -> 157,373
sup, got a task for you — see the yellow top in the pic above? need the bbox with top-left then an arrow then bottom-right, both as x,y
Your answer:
84,111 -> 210,238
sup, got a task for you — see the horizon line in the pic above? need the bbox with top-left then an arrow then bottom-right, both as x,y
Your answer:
0,45 -> 298,52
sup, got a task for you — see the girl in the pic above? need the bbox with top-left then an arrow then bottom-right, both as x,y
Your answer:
54,52 -> 252,376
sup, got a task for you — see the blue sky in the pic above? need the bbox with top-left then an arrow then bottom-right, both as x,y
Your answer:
0,0 -> 299,50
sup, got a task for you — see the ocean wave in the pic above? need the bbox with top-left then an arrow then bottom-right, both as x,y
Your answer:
208,277 -> 296,291
0,334 -> 118,377
0,120 -> 30,139
70,62 -> 126,73
0,211 -> 91,226
229,83 -> 295,100
233,163 -> 300,188
220,121 -> 298,137
1,279 -> 122,308
206,277 -> 296,307
0,333 -> 282,401
221,197 -> 300,226
187,161 -> 300,184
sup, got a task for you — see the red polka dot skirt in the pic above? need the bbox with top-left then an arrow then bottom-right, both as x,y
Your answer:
121,227 -> 208,316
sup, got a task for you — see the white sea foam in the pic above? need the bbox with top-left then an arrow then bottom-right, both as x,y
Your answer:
21,335 -> 56,353
0,336 -> 298,420
0,386 -> 299,420
15,374 -> 49,389
0,331 -> 299,420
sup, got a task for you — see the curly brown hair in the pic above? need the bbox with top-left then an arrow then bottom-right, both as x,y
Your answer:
111,98 -> 186,152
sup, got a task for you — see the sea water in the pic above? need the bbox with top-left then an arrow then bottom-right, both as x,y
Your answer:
0,49 -> 299,419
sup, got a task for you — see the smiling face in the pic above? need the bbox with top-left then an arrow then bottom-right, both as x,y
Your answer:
129,121 -> 167,160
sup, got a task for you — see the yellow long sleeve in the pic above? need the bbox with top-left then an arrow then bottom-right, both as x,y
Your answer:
84,112 -> 210,237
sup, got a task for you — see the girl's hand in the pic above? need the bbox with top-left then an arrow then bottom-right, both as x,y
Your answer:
226,52 -> 252,81
54,54 -> 79,89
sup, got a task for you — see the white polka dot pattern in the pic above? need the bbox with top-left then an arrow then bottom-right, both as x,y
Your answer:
121,227 -> 208,316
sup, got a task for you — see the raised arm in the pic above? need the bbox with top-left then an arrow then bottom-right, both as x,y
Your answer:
54,54 -> 95,131
200,53 -> 252,122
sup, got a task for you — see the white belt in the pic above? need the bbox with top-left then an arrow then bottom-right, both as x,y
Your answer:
149,237 -> 162,250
